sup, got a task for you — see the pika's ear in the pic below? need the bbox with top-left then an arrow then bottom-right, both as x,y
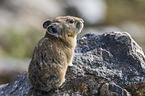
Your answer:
43,20 -> 52,29
47,24 -> 60,37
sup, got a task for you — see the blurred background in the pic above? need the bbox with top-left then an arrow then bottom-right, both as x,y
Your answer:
0,0 -> 145,84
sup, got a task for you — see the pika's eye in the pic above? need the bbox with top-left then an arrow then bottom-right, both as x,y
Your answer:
69,20 -> 74,23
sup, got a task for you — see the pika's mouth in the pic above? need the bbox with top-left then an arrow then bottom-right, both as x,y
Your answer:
76,21 -> 84,34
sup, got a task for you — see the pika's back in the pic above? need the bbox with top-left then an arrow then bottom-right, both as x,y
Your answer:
28,16 -> 84,92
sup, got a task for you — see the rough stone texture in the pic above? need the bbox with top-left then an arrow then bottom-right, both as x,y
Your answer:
0,32 -> 145,96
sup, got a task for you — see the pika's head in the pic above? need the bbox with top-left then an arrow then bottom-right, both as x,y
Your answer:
43,16 -> 84,39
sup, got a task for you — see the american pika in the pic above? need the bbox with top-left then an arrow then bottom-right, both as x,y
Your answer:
28,16 -> 84,92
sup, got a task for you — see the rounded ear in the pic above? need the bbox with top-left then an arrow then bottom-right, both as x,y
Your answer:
43,20 -> 52,29
47,24 -> 60,37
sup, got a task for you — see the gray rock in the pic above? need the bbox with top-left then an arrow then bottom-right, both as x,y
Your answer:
0,32 -> 145,96
76,32 -> 145,87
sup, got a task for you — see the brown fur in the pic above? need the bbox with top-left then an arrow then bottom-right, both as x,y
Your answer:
28,16 -> 84,91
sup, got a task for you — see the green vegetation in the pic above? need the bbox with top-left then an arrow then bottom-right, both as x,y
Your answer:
0,28 -> 43,59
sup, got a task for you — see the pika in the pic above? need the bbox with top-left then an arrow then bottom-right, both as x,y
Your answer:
28,16 -> 84,92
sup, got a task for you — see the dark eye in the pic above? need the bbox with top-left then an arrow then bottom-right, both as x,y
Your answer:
69,20 -> 74,23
